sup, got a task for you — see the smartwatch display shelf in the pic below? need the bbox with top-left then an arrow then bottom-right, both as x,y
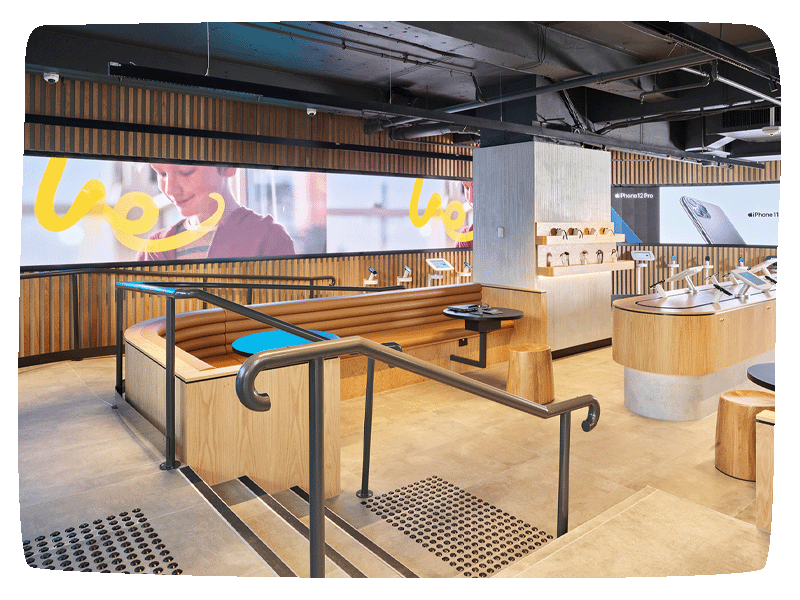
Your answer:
535,221 -> 634,277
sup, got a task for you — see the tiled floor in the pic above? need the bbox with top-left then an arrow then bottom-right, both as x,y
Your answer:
15,346 -> 781,585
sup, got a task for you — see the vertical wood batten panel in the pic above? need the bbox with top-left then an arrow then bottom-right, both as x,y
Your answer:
614,244 -> 777,296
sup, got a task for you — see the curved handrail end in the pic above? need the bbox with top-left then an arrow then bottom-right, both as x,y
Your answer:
235,365 -> 273,412
581,397 -> 601,432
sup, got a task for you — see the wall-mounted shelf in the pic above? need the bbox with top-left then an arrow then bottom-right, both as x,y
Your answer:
538,261 -> 634,277
536,221 -> 628,276
536,233 -> 626,245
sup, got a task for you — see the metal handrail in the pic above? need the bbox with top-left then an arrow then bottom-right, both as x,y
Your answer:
236,336 -> 600,577
20,267 -> 337,286
237,337 -> 599,428
114,281 -> 600,578
114,281 -> 407,466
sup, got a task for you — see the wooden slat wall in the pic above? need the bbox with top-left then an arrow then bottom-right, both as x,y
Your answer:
22,72 -> 782,360
22,72 -> 475,362
610,151 -> 781,185
612,245 -> 777,296
24,73 -> 473,178
19,249 -> 473,361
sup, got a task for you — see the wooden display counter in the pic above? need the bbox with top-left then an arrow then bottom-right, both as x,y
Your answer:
612,282 -> 776,420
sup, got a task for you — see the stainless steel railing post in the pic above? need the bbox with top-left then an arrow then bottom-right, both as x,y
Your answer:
308,357 -> 326,577
115,286 -> 124,398
557,411 -> 571,537
160,295 -> 181,471
356,357 -> 376,499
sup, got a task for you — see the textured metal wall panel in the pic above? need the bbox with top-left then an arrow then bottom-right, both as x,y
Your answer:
472,143 -> 537,289
534,142 -> 611,222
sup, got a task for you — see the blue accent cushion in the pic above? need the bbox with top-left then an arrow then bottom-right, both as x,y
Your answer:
233,330 -> 338,355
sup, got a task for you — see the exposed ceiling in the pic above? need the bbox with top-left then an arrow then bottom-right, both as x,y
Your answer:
25,21 -> 781,168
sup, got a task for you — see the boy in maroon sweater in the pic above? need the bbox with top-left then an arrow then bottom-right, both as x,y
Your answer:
137,164 -> 294,261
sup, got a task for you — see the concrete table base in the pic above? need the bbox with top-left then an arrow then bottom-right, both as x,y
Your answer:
623,350 -> 775,421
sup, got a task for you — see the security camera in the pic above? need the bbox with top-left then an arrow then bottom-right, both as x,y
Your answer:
306,107 -> 316,117
43,72 -> 60,84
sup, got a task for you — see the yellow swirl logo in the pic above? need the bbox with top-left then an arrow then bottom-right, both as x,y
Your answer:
408,178 -> 472,244
35,157 -> 224,253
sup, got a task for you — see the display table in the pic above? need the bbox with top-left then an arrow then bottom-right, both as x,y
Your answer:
233,330 -> 338,356
613,282 -> 776,420
443,307 -> 523,368
747,362 -> 775,391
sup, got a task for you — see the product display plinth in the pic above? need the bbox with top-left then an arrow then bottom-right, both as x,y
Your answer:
613,284 -> 776,421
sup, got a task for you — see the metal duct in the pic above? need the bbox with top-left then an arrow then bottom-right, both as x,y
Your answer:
639,71 -> 710,103
389,124 -> 479,141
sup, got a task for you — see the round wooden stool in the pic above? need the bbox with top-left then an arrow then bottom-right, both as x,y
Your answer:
506,343 -> 555,405
715,390 -> 776,481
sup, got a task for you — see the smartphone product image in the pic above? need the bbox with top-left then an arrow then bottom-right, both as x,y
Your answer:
680,196 -> 746,244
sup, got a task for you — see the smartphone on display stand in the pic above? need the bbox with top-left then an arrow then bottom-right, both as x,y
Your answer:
680,196 -> 745,244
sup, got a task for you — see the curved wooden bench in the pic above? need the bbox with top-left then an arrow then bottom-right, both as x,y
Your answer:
122,283 -> 530,495
127,283 -> 516,396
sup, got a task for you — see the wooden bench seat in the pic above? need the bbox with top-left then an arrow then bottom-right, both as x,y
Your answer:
127,283 -> 517,398
122,282 -> 544,496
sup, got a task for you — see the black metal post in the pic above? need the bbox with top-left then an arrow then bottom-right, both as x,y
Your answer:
356,358 -> 376,499
160,296 -> 180,471
114,286 -> 124,402
246,287 -> 253,305
71,273 -> 81,356
557,412 -> 571,537
308,357 -> 326,578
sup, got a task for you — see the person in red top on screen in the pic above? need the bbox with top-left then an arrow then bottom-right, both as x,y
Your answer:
136,164 -> 295,261
455,180 -> 473,248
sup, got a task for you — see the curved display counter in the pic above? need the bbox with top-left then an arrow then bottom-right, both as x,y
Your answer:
612,282 -> 776,420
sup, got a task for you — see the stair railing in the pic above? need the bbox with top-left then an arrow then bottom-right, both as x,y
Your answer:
113,281 -> 600,578
236,336 -> 600,578
114,281 -> 405,468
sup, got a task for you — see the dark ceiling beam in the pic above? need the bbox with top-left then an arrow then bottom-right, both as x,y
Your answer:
634,22 -> 780,84
365,39 -> 775,134
106,62 -> 763,170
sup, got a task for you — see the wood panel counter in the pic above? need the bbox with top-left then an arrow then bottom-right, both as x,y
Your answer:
612,282 -> 776,420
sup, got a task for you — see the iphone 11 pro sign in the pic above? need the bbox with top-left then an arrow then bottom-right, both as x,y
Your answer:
659,184 -> 778,246
680,196 -> 746,244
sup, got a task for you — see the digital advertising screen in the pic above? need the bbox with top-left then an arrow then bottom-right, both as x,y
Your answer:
21,156 -> 475,267
612,182 -> 779,246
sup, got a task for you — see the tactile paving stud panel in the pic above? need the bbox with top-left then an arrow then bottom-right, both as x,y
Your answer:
23,509 -> 182,574
362,476 -> 552,578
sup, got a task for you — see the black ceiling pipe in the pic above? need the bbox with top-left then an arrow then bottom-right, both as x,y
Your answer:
363,39 -> 775,135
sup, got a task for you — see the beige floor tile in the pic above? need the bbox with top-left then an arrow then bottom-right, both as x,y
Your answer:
509,489 -> 769,578
17,346 -> 773,579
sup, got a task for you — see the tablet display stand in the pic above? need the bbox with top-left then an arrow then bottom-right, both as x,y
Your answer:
654,265 -> 704,298
426,257 -> 454,286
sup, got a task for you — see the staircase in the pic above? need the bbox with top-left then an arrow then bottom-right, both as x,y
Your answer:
182,467 -> 770,579
180,466 -> 564,578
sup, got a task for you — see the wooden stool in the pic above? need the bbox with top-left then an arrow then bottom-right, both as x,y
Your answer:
506,343 -> 555,405
715,390 -> 776,481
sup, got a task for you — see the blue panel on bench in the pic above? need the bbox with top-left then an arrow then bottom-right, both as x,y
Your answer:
232,330 -> 339,356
